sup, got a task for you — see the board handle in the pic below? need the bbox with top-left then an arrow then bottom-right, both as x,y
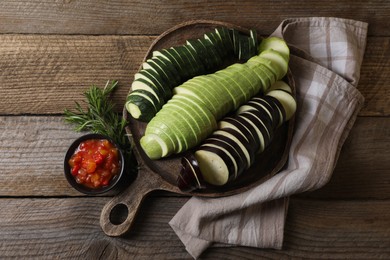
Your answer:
100,165 -> 176,236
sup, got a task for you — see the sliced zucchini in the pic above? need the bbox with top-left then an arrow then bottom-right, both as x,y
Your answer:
249,29 -> 259,55
197,38 -> 223,69
145,125 -> 177,154
158,104 -> 200,149
173,84 -> 220,119
215,27 -> 234,55
204,31 -> 227,58
171,94 -> 217,130
238,34 -> 251,61
165,98 -> 214,141
185,77 -> 231,119
142,59 -> 174,89
134,69 -> 170,98
258,49 -> 289,80
230,29 -> 240,57
140,133 -> 170,159
208,73 -> 247,109
126,90 -> 158,122
258,37 -> 290,60
153,49 -> 186,80
171,46 -> 198,78
131,78 -> 167,105
185,39 -> 212,70
152,56 -> 181,86
183,44 -> 206,75
267,80 -> 292,94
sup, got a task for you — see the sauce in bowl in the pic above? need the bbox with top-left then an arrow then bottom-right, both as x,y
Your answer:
68,139 -> 121,189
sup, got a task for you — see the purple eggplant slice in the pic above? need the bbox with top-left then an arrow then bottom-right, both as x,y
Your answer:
177,153 -> 206,192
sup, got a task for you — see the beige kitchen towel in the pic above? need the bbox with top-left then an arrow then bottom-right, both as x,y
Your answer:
170,17 -> 368,259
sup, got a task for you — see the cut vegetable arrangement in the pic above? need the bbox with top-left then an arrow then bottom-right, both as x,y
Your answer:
178,81 -> 296,190
126,27 -> 260,122
139,36 -> 290,160
125,26 -> 296,190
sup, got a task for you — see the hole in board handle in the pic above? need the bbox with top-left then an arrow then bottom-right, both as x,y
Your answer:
109,203 -> 129,225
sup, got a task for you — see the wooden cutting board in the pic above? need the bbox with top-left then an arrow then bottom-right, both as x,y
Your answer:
100,20 -> 296,237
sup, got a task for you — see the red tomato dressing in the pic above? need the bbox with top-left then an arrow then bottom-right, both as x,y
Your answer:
68,139 -> 121,189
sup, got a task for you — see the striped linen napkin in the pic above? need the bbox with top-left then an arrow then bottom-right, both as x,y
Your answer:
169,17 -> 368,259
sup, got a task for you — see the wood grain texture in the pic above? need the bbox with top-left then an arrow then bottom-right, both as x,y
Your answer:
0,116 -> 388,199
0,35 -> 153,115
0,196 -> 388,259
0,1 -> 388,258
203,199 -> 390,259
300,117 -> 390,199
358,37 -> 390,116
0,0 -> 388,36
0,116 -> 85,196
0,35 -> 388,116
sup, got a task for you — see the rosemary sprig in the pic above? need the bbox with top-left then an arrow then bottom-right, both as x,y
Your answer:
64,80 -> 133,161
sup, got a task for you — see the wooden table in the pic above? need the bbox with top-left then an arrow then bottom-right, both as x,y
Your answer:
0,1 -> 389,259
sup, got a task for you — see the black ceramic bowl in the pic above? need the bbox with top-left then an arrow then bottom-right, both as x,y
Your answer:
64,133 -> 127,195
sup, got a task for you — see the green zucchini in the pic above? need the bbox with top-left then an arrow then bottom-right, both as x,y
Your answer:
126,89 -> 160,122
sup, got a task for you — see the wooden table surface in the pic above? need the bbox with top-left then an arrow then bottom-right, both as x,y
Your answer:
0,1 -> 389,259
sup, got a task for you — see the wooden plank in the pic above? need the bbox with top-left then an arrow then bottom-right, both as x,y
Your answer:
0,116 -> 84,196
0,116 -> 388,198
299,116 -> 390,199
358,37 -> 390,116
0,35 -> 388,116
0,196 -> 189,259
203,199 -> 390,259
0,197 -> 388,258
0,1 -> 388,36
0,35 -> 154,115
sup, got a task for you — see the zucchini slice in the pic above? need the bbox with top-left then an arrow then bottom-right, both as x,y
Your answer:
131,77 -> 169,104
153,49 -> 186,80
126,90 -> 158,122
258,36 -> 290,60
215,27 -> 234,55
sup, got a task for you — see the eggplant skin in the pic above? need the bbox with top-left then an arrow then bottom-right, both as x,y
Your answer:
177,154 -> 206,192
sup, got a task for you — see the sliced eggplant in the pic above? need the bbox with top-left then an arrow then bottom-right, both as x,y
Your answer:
177,154 -> 206,192
235,115 -> 266,153
266,89 -> 297,121
207,133 -> 249,171
241,109 -> 273,141
203,137 -> 247,178
213,128 -> 254,168
262,95 -> 287,126
218,117 -> 260,152
236,99 -> 275,129
239,111 -> 272,151
195,145 -> 236,186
